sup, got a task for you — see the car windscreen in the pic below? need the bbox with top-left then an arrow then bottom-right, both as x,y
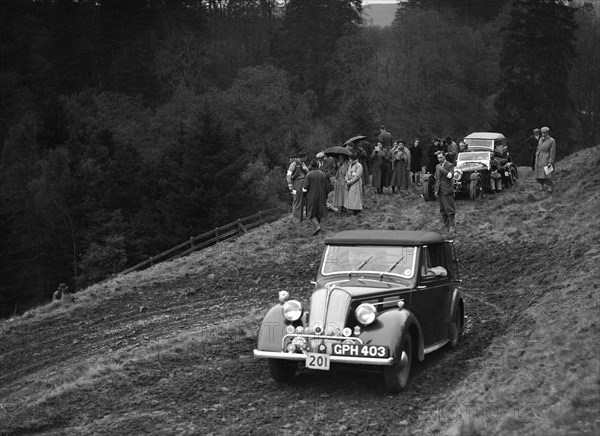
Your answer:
321,245 -> 417,278
458,152 -> 490,162
464,139 -> 493,149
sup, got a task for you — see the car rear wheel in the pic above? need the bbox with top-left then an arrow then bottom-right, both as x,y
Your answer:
449,308 -> 462,348
509,166 -> 518,187
469,177 -> 483,200
383,334 -> 412,393
267,359 -> 297,383
422,176 -> 435,201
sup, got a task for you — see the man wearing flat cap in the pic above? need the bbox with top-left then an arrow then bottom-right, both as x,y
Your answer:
534,126 -> 556,194
524,128 -> 541,171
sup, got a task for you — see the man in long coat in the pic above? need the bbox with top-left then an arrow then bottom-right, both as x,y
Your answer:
303,160 -> 331,235
371,142 -> 386,194
390,140 -> 412,193
344,153 -> 363,215
434,151 -> 456,233
534,126 -> 556,193
524,128 -> 541,171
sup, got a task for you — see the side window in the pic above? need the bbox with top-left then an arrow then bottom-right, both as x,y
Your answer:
444,242 -> 459,281
420,245 -> 448,279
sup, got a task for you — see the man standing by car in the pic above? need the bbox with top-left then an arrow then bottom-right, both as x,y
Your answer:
534,126 -> 556,194
434,150 -> 456,233
524,128 -> 541,171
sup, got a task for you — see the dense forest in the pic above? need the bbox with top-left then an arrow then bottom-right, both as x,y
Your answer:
0,0 -> 598,316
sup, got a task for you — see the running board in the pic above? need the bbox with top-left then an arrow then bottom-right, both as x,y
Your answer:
424,339 -> 449,354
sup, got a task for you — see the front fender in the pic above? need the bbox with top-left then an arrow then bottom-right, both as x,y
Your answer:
256,305 -> 291,352
358,309 -> 425,362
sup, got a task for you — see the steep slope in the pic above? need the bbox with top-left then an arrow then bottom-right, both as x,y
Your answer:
0,146 -> 598,436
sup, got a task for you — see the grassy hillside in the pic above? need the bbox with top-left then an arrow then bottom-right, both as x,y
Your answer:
1,146 -> 599,435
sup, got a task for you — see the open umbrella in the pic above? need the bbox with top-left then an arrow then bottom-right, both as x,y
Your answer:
344,135 -> 367,145
324,146 -> 350,157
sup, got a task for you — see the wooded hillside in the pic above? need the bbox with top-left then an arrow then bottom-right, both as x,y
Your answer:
0,0 -> 598,316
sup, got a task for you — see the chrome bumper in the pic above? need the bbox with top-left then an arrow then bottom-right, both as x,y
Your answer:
253,349 -> 394,366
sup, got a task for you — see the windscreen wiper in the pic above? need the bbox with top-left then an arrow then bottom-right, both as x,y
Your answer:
385,256 -> 405,273
348,255 -> 373,276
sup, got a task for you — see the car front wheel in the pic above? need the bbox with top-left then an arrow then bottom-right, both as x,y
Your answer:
383,334 -> 412,393
509,166 -> 518,187
422,176 -> 435,201
267,359 -> 297,383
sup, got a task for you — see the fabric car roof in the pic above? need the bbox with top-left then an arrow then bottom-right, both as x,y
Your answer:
325,230 -> 445,246
464,132 -> 505,140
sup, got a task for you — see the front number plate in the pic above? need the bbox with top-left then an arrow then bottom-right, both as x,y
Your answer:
332,344 -> 389,358
306,353 -> 330,371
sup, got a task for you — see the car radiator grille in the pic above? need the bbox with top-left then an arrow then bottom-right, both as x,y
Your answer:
309,287 -> 352,334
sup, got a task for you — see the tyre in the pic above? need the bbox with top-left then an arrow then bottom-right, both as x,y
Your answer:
509,166 -> 518,187
422,176 -> 435,201
469,177 -> 483,200
383,334 -> 412,393
449,307 -> 462,348
267,359 -> 297,383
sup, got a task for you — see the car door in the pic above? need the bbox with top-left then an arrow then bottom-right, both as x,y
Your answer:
408,245 -> 451,347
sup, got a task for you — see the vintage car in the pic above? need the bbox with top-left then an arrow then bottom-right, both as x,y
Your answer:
454,132 -> 518,199
253,230 -> 465,393
422,132 -> 518,201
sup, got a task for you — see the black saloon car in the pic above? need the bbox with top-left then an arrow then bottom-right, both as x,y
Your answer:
253,230 -> 465,393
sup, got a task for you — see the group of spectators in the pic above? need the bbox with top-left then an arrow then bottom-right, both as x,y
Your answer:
287,124 -> 558,236
286,125 -> 464,235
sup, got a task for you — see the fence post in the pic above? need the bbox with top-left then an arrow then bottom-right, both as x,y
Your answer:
237,219 -> 247,233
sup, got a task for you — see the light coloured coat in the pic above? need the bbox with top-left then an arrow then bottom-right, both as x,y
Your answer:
344,161 -> 363,210
534,136 -> 556,180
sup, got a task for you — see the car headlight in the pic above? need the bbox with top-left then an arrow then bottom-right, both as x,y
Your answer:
453,169 -> 463,181
283,300 -> 303,321
355,303 -> 377,326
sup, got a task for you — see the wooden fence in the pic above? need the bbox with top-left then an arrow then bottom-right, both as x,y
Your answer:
118,206 -> 286,275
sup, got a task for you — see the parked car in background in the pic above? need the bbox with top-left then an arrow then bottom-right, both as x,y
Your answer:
453,132 -> 518,200
253,230 -> 465,393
